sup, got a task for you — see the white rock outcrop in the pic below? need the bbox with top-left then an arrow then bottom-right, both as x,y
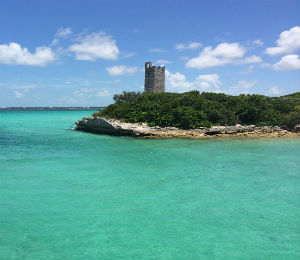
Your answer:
75,117 -> 298,138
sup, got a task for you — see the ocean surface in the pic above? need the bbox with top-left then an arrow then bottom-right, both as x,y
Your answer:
0,110 -> 299,260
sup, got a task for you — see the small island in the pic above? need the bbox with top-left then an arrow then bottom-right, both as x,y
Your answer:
75,91 -> 300,138
75,62 -> 300,138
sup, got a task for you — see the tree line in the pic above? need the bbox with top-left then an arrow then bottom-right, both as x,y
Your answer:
93,91 -> 300,129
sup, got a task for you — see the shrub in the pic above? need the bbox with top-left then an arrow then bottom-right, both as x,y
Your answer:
92,91 -> 300,129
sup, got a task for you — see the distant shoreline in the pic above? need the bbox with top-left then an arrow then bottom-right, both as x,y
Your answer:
0,107 -> 104,111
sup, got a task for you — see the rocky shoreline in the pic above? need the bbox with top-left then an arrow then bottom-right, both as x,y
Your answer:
75,117 -> 300,138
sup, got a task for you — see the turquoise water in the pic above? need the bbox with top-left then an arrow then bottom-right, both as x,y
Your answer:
0,110 -> 299,260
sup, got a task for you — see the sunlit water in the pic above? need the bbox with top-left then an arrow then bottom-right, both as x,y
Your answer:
0,110 -> 299,260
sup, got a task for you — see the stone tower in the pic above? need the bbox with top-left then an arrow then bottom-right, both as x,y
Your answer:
144,62 -> 165,93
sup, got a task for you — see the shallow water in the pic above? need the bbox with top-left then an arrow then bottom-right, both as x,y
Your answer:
0,110 -> 299,260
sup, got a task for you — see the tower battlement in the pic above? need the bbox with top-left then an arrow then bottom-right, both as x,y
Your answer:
144,62 -> 165,93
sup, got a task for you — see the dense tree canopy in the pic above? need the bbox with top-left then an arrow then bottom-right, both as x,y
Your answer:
93,91 -> 300,129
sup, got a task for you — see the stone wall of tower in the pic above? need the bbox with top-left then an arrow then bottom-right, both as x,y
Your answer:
153,66 -> 165,93
144,62 -> 165,93
144,62 -> 155,92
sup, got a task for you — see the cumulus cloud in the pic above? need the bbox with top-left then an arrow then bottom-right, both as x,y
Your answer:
267,86 -> 283,96
56,27 -> 72,37
265,26 -> 300,56
242,55 -> 262,64
0,42 -> 55,66
186,42 -> 246,69
175,42 -> 202,51
252,39 -> 264,47
273,54 -> 300,70
247,39 -> 264,47
69,32 -> 119,61
166,71 -> 193,92
196,74 -> 221,89
51,27 -> 72,46
165,70 -> 221,93
106,65 -> 138,76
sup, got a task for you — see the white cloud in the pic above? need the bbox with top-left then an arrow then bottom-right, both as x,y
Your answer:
56,27 -> 72,37
247,39 -> 264,47
265,26 -> 300,56
106,65 -> 138,76
0,42 -> 55,66
186,42 -> 246,69
148,48 -> 165,53
228,80 -> 256,95
166,71 -> 193,92
156,59 -> 171,64
14,90 -> 24,98
252,39 -> 264,46
51,39 -> 59,46
273,54 -> 300,70
51,27 -> 72,46
196,74 -> 221,88
175,42 -> 202,51
267,86 -> 283,96
235,55 -> 262,65
242,55 -> 262,64
69,32 -> 119,61
165,70 -> 221,93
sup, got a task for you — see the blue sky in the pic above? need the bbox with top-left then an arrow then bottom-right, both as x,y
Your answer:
0,0 -> 299,107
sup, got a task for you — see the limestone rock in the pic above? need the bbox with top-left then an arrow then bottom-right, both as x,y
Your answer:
293,125 -> 300,132
75,117 -> 298,138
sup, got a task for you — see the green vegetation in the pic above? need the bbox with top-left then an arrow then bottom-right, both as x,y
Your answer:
93,91 -> 300,129
280,92 -> 300,100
